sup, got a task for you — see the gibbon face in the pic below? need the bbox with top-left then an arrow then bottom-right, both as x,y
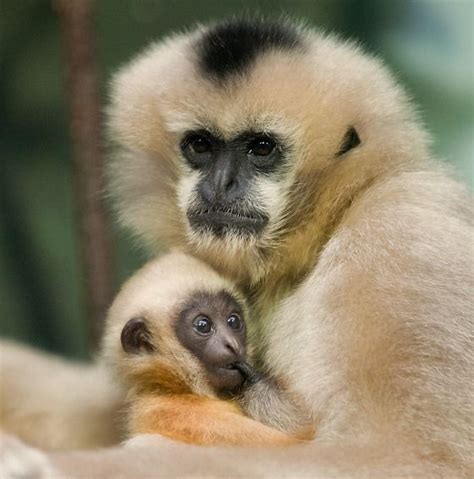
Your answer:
120,290 -> 247,392
102,254 -> 249,395
174,290 -> 247,391
108,18 -> 426,281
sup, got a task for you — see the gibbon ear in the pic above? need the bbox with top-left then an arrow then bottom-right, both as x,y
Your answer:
121,317 -> 156,354
336,127 -> 361,157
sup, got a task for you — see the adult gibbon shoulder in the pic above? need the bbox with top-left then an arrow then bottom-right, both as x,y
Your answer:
1,17 -> 472,478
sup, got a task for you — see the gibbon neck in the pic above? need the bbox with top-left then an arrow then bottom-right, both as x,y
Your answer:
247,170 -> 384,314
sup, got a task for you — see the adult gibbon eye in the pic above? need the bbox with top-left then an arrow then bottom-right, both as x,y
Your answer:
226,314 -> 243,331
187,134 -> 212,154
193,316 -> 213,335
248,136 -> 275,156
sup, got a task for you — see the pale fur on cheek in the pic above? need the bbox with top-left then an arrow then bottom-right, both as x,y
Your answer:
177,170 -> 201,217
254,176 -> 287,234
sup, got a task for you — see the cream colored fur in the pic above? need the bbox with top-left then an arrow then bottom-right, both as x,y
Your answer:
0,340 -> 123,450
0,19 -> 473,478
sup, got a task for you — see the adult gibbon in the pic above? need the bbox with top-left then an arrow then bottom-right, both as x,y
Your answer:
0,17 -> 472,478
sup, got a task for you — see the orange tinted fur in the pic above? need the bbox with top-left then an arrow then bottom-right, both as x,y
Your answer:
129,394 -> 300,447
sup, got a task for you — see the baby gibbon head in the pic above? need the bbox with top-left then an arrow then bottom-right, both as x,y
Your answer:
107,18 -> 430,282
102,253 -> 250,396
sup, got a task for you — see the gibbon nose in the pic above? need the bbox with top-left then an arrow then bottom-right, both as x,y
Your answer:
200,154 -> 240,204
214,332 -> 243,363
224,337 -> 241,357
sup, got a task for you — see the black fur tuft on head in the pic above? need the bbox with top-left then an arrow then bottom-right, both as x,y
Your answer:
196,18 -> 304,81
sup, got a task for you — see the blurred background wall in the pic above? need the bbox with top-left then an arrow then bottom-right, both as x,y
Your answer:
1,0 -> 472,360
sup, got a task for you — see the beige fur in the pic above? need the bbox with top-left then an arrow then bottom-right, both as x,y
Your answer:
1,18 -> 473,478
0,340 -> 123,450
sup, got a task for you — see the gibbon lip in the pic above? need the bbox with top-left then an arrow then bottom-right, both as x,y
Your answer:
209,363 -> 246,391
221,365 -> 243,376
188,208 -> 268,233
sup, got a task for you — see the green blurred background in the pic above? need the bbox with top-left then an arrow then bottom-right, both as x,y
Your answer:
1,0 -> 473,360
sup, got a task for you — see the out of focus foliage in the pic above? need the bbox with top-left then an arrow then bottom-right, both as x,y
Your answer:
0,0 -> 472,359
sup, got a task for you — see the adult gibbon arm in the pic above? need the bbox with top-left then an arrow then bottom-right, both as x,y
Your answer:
0,432 -> 454,479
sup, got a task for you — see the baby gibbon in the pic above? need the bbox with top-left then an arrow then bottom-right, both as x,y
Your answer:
102,252 -> 311,446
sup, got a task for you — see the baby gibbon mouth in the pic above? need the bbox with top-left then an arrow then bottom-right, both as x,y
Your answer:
210,362 -> 261,393
187,208 -> 269,236
208,364 -> 246,392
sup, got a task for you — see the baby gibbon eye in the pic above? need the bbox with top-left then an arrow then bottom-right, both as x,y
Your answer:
247,136 -> 275,157
226,314 -> 243,331
193,316 -> 214,335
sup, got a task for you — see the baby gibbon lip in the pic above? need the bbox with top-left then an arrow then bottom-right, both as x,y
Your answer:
223,363 -> 240,370
208,364 -> 246,392
187,208 -> 268,233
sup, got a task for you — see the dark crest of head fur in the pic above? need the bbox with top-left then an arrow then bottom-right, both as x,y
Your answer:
196,17 -> 304,81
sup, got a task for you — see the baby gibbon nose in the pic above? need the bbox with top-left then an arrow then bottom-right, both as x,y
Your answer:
212,331 -> 244,365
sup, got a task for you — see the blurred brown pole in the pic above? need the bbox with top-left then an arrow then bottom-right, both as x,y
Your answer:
54,0 -> 115,351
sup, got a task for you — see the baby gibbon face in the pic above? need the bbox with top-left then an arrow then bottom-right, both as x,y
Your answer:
175,290 -> 247,391
103,254 -> 251,395
120,289 -> 248,393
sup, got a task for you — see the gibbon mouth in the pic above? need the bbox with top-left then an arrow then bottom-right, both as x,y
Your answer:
208,363 -> 246,392
187,208 -> 269,234
210,362 -> 260,392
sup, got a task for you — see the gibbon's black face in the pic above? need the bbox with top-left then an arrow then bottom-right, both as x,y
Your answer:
120,290 -> 248,393
175,290 -> 247,392
181,130 -> 285,237
174,19 -> 308,241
